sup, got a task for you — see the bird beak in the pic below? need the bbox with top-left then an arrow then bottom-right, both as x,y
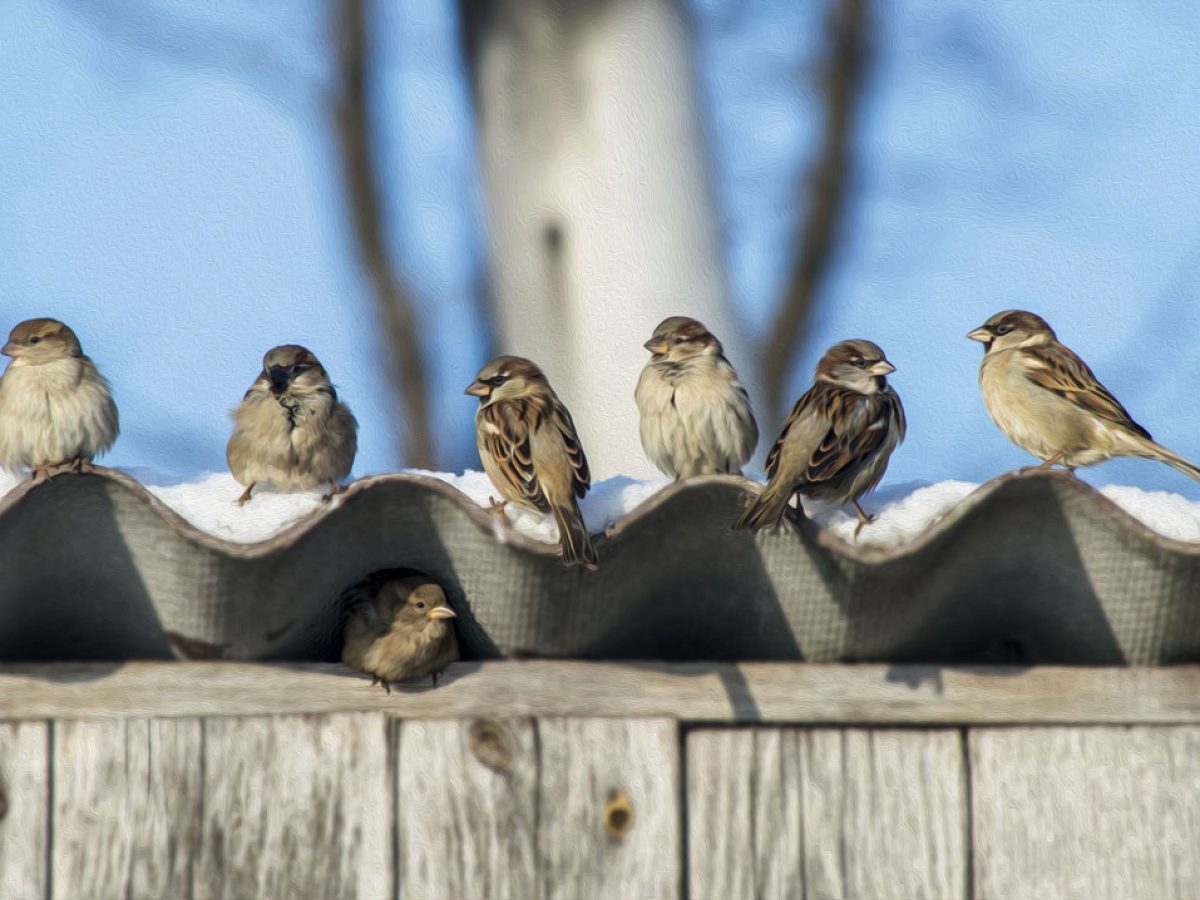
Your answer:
427,605 -> 457,620
643,339 -> 670,355
966,327 -> 992,343
464,380 -> 489,397
869,360 -> 895,376
267,365 -> 290,391
1,341 -> 17,357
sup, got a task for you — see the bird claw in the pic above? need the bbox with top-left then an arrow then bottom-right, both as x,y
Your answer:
853,513 -> 876,537
486,496 -> 509,517
235,483 -> 255,506
370,675 -> 392,695
321,483 -> 347,505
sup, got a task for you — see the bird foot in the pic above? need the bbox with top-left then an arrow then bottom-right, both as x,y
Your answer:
486,496 -> 509,517
235,483 -> 255,506
853,513 -> 876,537
321,483 -> 347,505
370,675 -> 392,695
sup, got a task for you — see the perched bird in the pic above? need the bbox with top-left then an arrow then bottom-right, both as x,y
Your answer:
969,310 -> 1200,481
0,318 -> 119,480
227,344 -> 358,505
342,575 -> 460,690
466,355 -> 598,569
635,316 -> 758,479
735,340 -> 905,535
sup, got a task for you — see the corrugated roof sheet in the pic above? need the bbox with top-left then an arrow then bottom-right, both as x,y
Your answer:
1,468 -> 1196,664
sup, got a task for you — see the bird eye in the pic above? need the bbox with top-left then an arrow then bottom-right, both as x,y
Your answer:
415,600 -> 426,610
486,375 -> 506,387
995,324 -> 1013,335
672,336 -> 686,345
29,336 -> 41,344
851,358 -> 866,368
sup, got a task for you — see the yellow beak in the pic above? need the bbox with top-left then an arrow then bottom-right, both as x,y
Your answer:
966,327 -> 992,343
869,360 -> 896,376
427,605 -> 457,620
644,339 -> 670,355
464,381 -> 489,397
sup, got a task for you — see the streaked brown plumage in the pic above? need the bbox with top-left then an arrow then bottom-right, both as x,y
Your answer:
735,339 -> 905,534
635,316 -> 758,478
226,344 -> 358,505
0,318 -> 119,479
969,310 -> 1200,480
341,574 -> 459,690
466,355 -> 598,569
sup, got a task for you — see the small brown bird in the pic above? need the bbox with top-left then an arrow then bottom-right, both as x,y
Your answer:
227,344 -> 358,505
736,340 -> 905,535
969,310 -> 1200,481
341,575 -> 460,690
466,355 -> 598,569
635,316 -> 758,479
0,318 -> 119,480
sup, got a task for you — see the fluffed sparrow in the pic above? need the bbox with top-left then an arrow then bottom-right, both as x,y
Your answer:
226,344 -> 358,505
466,355 -> 599,569
969,310 -> 1200,481
341,574 -> 460,690
735,339 -> 905,534
635,316 -> 758,479
0,318 -> 119,480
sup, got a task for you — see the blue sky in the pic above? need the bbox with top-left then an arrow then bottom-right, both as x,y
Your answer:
3,0 -> 1200,494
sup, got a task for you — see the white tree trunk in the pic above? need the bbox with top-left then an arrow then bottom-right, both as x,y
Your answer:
467,0 -> 751,479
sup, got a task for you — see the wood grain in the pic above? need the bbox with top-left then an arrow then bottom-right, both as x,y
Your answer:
972,726 -> 1200,899
7,662 -> 1200,725
538,718 -> 680,899
195,713 -> 391,900
0,721 -> 47,900
396,718 -> 539,900
687,729 -> 803,900
688,728 -> 966,900
52,719 -> 201,899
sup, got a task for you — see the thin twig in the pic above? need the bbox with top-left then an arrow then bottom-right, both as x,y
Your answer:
333,0 -> 435,468
762,0 -> 871,416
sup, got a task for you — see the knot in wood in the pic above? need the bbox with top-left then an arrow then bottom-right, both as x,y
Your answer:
0,787 -> 6,821
603,790 -> 634,838
469,719 -> 513,772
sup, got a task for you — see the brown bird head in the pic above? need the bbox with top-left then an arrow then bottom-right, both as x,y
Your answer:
465,355 -> 548,405
259,344 -> 331,396
389,581 -> 458,632
815,339 -> 896,394
967,310 -> 1055,354
642,316 -> 724,363
2,318 -> 83,363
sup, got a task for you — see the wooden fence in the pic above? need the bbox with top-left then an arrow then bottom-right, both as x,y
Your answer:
2,661 -> 1199,899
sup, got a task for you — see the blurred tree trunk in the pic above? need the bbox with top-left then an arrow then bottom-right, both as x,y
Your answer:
762,0 -> 870,418
459,0 -> 751,479
333,0 -> 435,469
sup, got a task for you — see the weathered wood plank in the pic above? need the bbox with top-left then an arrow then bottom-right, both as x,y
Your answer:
195,713 -> 391,900
538,718 -> 680,899
686,729 -> 803,900
829,729 -> 967,899
972,726 -> 1200,899
7,662 -> 1200,724
0,721 -> 47,900
396,718 -> 539,900
687,728 -> 966,900
52,719 -> 201,899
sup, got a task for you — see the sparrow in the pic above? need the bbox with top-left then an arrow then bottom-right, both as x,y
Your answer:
341,574 -> 460,690
969,310 -> 1200,481
735,339 -> 905,534
226,344 -> 358,505
635,316 -> 758,479
466,355 -> 599,569
0,318 -> 119,480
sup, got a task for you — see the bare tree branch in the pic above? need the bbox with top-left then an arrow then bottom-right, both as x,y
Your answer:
762,0 -> 871,416
333,0 -> 435,468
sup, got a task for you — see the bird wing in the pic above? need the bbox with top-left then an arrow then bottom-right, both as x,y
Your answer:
479,399 -> 552,512
545,393 -> 591,500
1021,343 -> 1151,440
767,383 -> 901,486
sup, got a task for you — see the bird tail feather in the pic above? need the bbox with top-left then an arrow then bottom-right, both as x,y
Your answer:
554,503 -> 598,570
734,483 -> 795,532
1141,439 -> 1200,484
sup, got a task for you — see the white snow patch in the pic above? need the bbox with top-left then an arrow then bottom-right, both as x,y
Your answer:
2,466 -> 1200,547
